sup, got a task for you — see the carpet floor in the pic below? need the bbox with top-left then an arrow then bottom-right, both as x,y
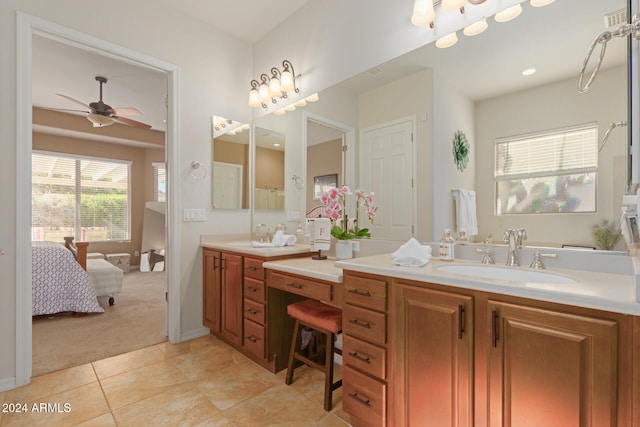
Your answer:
32,270 -> 167,377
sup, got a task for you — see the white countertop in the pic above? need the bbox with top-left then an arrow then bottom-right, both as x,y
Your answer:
201,239 -> 313,258
263,256 -> 343,283
335,254 -> 640,316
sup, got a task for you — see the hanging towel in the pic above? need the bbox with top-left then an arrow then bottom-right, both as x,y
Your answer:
313,218 -> 332,251
391,238 -> 432,267
452,189 -> 478,236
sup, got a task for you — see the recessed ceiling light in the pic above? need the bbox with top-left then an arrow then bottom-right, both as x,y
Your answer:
522,67 -> 537,76
273,143 -> 281,147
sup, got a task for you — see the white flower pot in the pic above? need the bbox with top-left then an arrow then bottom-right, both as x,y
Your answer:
335,240 -> 353,260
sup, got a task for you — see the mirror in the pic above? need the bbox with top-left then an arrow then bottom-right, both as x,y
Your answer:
212,116 -> 250,209
253,0 -> 630,249
254,126 -> 285,211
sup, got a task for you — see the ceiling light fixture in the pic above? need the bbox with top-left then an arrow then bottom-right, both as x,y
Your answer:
530,0 -> 555,7
86,113 -> 114,127
463,18 -> 488,36
436,31 -> 458,48
248,60 -> 300,109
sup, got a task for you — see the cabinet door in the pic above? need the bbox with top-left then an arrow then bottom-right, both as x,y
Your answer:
488,300 -> 618,427
393,283 -> 473,427
203,249 -> 221,333
220,253 -> 243,346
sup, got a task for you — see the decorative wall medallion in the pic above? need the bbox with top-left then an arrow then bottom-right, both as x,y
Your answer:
452,130 -> 470,172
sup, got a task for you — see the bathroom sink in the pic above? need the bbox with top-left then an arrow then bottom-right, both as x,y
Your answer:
226,241 -> 253,247
437,264 -> 576,284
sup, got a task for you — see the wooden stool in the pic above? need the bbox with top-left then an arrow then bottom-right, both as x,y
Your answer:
285,299 -> 343,411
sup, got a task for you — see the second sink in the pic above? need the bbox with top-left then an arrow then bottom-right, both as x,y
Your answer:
438,264 -> 576,284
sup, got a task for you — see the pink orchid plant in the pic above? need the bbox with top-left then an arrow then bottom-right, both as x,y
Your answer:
320,185 -> 377,240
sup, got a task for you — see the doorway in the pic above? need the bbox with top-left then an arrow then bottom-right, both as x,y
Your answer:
16,13 -> 180,386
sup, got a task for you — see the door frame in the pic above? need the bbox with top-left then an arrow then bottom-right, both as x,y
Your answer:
16,12 -> 181,386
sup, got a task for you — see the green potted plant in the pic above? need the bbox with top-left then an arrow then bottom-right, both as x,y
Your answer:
591,219 -> 622,250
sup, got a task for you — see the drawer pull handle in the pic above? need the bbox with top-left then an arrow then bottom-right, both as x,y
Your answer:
246,286 -> 258,293
348,392 -> 371,407
348,351 -> 371,364
348,319 -> 371,329
348,289 -> 371,297
286,282 -> 303,289
245,308 -> 258,315
246,266 -> 258,271
245,335 -> 258,343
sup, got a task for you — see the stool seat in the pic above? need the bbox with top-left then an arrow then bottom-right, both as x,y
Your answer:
287,299 -> 342,333
285,299 -> 343,411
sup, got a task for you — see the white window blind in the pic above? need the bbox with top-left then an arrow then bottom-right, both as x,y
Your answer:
32,151 -> 131,242
153,162 -> 166,202
495,123 -> 598,214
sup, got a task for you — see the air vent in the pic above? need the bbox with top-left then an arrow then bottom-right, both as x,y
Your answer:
604,8 -> 627,28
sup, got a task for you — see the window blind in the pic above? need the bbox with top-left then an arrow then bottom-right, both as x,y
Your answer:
153,162 -> 166,202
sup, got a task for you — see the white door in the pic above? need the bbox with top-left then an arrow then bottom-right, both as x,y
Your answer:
360,120 -> 415,240
213,161 -> 243,209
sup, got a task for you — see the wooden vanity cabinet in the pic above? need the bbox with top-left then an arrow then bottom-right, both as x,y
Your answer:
341,272 -> 389,427
243,256 -> 267,360
202,249 -> 221,333
390,279 -> 474,427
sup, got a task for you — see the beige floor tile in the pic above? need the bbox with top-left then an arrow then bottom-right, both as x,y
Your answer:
170,342 -> 246,381
92,346 -> 166,380
0,381 -> 109,427
73,412 -> 117,426
3,364 -> 96,404
223,383 -> 329,426
156,334 -> 223,358
99,360 -> 188,410
195,356 -> 280,411
112,382 -> 230,427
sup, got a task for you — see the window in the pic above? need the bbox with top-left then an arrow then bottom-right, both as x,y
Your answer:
153,162 -> 166,202
32,151 -> 131,242
495,123 -> 598,214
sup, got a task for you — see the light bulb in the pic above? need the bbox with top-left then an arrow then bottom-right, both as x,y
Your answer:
280,70 -> 295,92
530,0 -> 555,6
436,32 -> 458,48
248,89 -> 261,108
295,99 -> 307,107
306,93 -> 319,102
269,77 -> 282,98
274,108 -> 286,115
259,82 -> 270,102
463,18 -> 488,36
411,0 -> 435,27
495,4 -> 522,23
285,104 -> 296,112
442,0 -> 466,12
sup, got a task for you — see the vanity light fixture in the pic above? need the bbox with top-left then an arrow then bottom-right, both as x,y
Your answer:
442,0 -> 466,12
530,0 -> 555,7
436,31 -> 458,48
273,93 -> 319,116
463,18 -> 488,36
248,59 -> 300,109
494,4 -> 523,23
411,0 -> 436,28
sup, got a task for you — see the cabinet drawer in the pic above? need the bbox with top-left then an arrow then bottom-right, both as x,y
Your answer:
244,298 -> 265,325
244,257 -> 265,280
344,276 -> 387,312
269,272 -> 332,302
244,277 -> 266,303
344,304 -> 386,346
243,319 -> 265,359
343,366 -> 386,427
343,335 -> 386,380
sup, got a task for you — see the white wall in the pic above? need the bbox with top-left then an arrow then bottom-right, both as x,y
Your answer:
0,0 -> 252,387
475,65 -> 628,247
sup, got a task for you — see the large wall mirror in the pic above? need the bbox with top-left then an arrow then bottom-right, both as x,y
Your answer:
254,126 -> 285,211
252,0 -> 631,249
212,116 -> 250,209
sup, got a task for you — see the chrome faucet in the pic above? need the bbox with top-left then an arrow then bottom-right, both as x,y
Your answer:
503,228 -> 523,266
256,223 -> 268,242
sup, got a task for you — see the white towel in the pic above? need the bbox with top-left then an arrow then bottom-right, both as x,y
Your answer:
452,189 -> 478,236
621,210 -> 632,248
392,238 -> 432,267
313,218 -> 332,251
271,230 -> 297,247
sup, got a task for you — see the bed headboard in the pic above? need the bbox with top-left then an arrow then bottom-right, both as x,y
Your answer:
64,236 -> 89,271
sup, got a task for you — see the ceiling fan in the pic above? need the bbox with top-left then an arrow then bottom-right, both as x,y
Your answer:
54,76 -> 152,129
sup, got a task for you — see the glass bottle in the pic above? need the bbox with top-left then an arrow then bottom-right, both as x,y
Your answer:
439,228 -> 455,261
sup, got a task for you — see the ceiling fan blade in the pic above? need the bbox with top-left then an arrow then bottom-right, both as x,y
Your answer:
40,107 -> 91,114
112,115 -> 152,129
110,107 -> 141,116
56,93 -> 92,110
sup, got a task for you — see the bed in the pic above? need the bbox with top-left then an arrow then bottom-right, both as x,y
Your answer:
32,241 -> 104,316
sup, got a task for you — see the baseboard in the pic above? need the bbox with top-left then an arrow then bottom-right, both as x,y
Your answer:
179,327 -> 210,343
0,377 -> 17,392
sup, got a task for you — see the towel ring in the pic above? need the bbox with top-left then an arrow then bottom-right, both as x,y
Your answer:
190,160 -> 207,181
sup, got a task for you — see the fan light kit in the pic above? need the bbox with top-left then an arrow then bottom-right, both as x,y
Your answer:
54,76 -> 152,129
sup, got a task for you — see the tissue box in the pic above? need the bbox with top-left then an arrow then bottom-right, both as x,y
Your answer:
105,253 -> 131,273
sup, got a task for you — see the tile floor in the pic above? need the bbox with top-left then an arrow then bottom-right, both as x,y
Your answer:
0,335 -> 352,426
